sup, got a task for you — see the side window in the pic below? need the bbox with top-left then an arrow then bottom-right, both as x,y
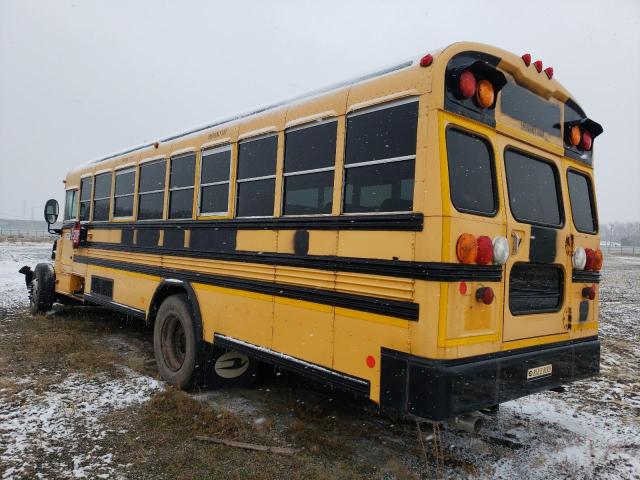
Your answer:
93,172 -> 112,222
236,135 -> 277,217
200,146 -> 231,215
283,120 -> 336,215
114,168 -> 135,218
446,128 -> 497,215
79,177 -> 92,221
169,153 -> 196,219
567,170 -> 597,234
504,149 -> 562,227
138,160 -> 166,220
64,189 -> 78,221
343,99 -> 418,213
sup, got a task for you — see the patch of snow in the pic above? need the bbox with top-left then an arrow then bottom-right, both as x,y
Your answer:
0,370 -> 162,479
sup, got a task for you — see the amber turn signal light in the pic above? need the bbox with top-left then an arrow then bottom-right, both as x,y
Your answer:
570,125 -> 581,147
456,233 -> 478,264
593,249 -> 603,271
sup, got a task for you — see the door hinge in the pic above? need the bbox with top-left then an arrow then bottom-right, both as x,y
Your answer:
565,234 -> 574,256
564,307 -> 572,330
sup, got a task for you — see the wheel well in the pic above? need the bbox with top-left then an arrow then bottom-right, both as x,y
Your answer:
147,280 -> 204,344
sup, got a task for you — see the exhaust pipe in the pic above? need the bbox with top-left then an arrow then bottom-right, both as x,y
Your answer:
450,413 -> 484,434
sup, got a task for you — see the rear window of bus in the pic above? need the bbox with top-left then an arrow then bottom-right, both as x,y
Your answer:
446,128 -> 497,216
567,170 -> 597,234
504,149 -> 562,227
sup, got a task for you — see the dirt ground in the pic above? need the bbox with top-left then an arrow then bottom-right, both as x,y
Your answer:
0,242 -> 638,479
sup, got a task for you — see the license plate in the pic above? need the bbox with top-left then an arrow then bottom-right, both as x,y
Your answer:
527,364 -> 552,380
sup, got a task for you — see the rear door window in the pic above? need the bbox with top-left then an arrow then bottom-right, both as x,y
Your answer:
446,128 -> 497,215
504,149 -> 562,227
567,170 -> 597,234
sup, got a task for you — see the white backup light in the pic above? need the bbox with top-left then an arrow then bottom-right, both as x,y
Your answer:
573,247 -> 587,270
492,236 -> 510,265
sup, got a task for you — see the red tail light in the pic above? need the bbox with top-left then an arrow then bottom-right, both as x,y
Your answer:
533,60 -> 543,73
459,70 -> 477,99
475,236 -> 494,265
476,287 -> 495,305
584,248 -> 596,270
521,53 -> 532,66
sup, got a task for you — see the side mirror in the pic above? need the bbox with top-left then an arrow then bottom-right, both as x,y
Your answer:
44,199 -> 59,225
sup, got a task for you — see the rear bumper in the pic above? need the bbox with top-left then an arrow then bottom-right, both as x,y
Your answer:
380,337 -> 600,421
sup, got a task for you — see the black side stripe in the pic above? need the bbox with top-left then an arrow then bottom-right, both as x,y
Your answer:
571,271 -> 600,284
82,293 -> 146,319
74,255 -> 419,321
66,212 -> 424,231
214,334 -> 370,396
84,242 -> 503,283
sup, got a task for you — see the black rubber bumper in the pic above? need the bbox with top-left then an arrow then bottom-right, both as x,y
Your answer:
380,337 -> 600,421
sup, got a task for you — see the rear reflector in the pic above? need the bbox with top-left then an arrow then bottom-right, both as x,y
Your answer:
476,287 -> 495,305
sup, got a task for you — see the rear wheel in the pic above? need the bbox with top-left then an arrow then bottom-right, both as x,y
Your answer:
30,263 -> 55,315
154,294 -> 199,389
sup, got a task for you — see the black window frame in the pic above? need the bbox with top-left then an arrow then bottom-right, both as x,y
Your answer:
236,134 -> 278,218
79,176 -> 93,222
342,98 -> 418,215
445,126 -> 499,217
92,172 -> 112,222
64,188 -> 78,221
282,119 -> 337,217
168,152 -> 196,220
199,145 -> 232,216
566,168 -> 598,234
113,167 -> 136,219
504,147 -> 564,228
137,158 -> 167,221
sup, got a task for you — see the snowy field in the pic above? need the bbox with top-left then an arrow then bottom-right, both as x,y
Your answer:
0,241 -> 638,479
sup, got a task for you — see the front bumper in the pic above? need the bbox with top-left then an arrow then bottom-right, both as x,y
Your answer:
380,337 -> 600,421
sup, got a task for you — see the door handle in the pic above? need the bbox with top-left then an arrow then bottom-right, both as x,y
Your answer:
511,231 -> 522,255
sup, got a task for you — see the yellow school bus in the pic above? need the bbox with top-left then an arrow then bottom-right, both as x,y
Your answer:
27,42 -> 603,425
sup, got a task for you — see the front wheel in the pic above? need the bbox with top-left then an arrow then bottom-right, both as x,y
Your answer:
153,294 -> 199,389
30,263 -> 55,315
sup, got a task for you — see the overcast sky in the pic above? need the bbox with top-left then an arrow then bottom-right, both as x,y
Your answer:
1,0 -> 638,223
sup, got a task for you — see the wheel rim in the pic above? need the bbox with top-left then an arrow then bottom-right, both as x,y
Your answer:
160,314 -> 187,372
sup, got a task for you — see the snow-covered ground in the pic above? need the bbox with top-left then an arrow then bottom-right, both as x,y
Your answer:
0,242 -> 163,479
0,242 -> 638,479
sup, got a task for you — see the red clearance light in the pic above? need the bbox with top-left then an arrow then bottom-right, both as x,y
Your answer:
420,54 -> 433,67
581,130 -> 593,151
582,286 -> 596,300
522,53 -> 532,66
459,70 -> 477,99
544,67 -> 554,79
533,60 -> 543,73
476,287 -> 495,305
475,236 -> 494,265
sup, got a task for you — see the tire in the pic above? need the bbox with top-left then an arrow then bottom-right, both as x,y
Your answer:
204,346 -> 258,388
30,263 -> 55,315
154,294 -> 200,389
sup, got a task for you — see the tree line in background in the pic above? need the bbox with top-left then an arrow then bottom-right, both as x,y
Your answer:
600,222 -> 640,247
